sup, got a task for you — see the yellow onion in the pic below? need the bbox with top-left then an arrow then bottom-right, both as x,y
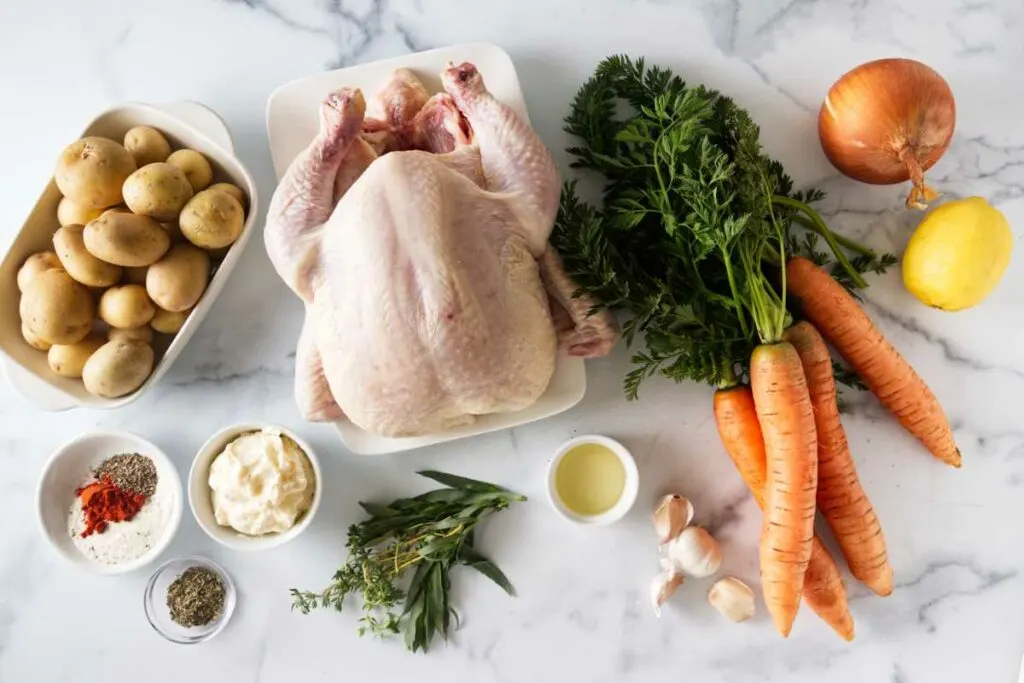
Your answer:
818,58 -> 956,210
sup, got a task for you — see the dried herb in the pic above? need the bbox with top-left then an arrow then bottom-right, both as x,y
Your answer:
291,470 -> 525,653
97,453 -> 157,497
167,566 -> 225,628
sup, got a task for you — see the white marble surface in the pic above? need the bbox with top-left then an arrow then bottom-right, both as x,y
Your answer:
1,1 -> 1023,681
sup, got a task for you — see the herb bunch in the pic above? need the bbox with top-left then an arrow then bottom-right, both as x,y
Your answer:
291,471 -> 524,653
551,55 -> 895,397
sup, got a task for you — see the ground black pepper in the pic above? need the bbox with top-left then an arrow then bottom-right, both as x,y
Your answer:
96,453 -> 158,498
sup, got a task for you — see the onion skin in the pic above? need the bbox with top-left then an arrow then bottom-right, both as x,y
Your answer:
819,58 -> 955,209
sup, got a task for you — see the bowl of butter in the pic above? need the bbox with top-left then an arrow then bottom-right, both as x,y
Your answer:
188,423 -> 321,551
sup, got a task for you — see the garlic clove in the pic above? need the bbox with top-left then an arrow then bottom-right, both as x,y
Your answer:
650,568 -> 685,617
708,577 -> 755,623
652,494 -> 694,544
666,526 -> 722,578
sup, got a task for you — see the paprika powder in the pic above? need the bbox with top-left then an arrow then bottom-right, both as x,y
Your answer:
75,475 -> 148,537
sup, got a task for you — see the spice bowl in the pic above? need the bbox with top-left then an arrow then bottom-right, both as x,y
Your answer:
144,556 -> 236,644
188,422 -> 321,551
36,429 -> 183,575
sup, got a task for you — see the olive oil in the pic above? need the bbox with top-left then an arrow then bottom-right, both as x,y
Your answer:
554,442 -> 626,516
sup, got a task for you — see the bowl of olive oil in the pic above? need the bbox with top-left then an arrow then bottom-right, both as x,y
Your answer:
547,435 -> 638,525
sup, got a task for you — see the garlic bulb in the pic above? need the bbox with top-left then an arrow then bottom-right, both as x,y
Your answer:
708,577 -> 755,623
652,494 -> 693,544
665,526 -> 722,578
650,566 -> 685,617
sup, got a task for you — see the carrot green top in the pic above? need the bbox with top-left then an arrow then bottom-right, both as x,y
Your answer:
551,55 -> 894,397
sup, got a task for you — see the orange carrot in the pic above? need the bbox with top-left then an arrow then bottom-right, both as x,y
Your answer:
714,385 -> 854,641
748,342 -> 819,637
802,541 -> 855,641
786,257 -> 960,467
784,321 -> 893,597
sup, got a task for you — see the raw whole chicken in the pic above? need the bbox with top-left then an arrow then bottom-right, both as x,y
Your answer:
265,63 -> 619,437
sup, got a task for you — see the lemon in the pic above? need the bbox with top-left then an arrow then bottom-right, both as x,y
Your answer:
902,196 -> 1013,311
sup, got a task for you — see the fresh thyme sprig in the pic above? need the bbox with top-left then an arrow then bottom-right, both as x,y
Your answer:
290,471 -> 524,653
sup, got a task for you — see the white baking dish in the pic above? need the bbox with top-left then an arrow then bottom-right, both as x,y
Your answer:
266,43 -> 586,455
0,101 -> 259,411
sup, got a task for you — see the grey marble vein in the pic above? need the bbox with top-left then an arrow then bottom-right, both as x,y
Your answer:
394,21 -> 429,53
169,362 -> 289,387
894,558 -> 1017,633
746,60 -> 815,114
322,0 -> 387,69
225,0 -> 331,36
698,0 -> 741,54
753,0 -> 812,42
705,486 -> 753,538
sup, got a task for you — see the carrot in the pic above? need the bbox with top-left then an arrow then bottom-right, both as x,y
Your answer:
786,257 -> 960,467
748,342 -> 819,637
783,321 -> 893,596
714,385 -> 855,641
801,541 -> 855,641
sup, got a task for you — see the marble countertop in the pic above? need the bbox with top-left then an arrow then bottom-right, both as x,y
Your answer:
2,1 -> 1023,681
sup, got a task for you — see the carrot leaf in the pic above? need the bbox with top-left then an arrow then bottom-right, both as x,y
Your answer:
553,55 -> 889,396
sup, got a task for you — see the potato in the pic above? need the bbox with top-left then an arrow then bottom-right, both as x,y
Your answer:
17,251 -> 63,292
179,189 -> 244,249
98,284 -> 155,329
122,266 -> 148,285
47,334 -> 105,378
21,323 -> 52,351
122,163 -> 194,221
57,197 -> 103,227
53,224 -> 122,287
123,126 -> 171,166
82,339 -> 154,398
207,182 -> 247,209
162,221 -> 184,243
146,244 -> 210,312
150,307 -> 190,334
167,149 -> 213,192
108,325 -> 154,344
19,270 -> 94,345
84,211 -> 170,267
54,137 -> 136,209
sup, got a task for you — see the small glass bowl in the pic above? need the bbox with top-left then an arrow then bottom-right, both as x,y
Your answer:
143,556 -> 236,644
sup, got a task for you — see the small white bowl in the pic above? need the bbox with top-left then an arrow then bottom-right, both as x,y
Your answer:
36,429 -> 183,574
546,434 -> 639,526
188,423 -> 321,551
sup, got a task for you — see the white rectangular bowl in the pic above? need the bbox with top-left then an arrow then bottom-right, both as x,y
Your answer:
266,43 -> 586,455
0,101 -> 259,411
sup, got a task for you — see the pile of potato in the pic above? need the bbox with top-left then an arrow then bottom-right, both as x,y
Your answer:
17,126 -> 248,398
